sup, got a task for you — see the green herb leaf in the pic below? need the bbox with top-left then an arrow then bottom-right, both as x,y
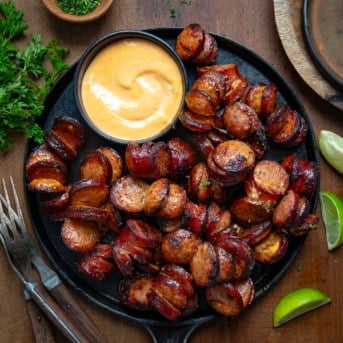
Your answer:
200,178 -> 211,187
296,264 -> 303,272
169,8 -> 178,18
0,1 -> 68,151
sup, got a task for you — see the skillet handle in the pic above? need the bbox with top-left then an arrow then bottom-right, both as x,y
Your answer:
144,323 -> 202,343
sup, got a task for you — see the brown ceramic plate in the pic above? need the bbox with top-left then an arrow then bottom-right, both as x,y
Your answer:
303,0 -> 343,91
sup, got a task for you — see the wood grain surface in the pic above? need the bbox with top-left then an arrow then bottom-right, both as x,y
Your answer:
273,0 -> 343,111
1,1 -> 342,342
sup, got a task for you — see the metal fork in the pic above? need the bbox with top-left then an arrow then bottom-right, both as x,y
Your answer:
0,178 -> 105,343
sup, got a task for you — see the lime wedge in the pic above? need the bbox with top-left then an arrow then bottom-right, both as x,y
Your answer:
273,288 -> 332,327
320,191 -> 343,250
319,130 -> 343,174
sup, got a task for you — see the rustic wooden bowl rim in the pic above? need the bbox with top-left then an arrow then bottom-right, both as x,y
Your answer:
42,0 -> 113,23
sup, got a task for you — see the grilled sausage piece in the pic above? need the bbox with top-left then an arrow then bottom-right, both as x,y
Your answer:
240,221 -> 272,246
110,176 -> 148,214
223,103 -> 260,140
212,140 -> 256,179
151,275 -> 190,309
168,137 -> 196,180
266,105 -> 307,148
205,202 -> 232,238
215,246 -> 235,283
61,219 -> 101,253
230,196 -> 273,225
26,145 -> 68,193
70,179 -> 109,207
161,229 -> 201,264
157,216 -> 187,233
188,162 -> 211,203
217,237 -> 255,280
232,278 -> 255,308
254,232 -> 289,264
176,23 -> 205,61
45,131 -> 77,161
97,147 -> 123,183
184,200 -> 207,236
27,178 -> 66,194
250,160 -> 289,199
98,201 -> 123,233
196,64 -> 247,104
77,244 -> 114,281
280,154 -> 318,200
207,224 -> 242,244
159,264 -> 195,298
147,288 -> 181,321
144,178 -> 169,216
66,205 -> 110,223
119,275 -> 154,310
191,32 -> 218,64
244,83 -> 277,116
187,134 -> 214,161
26,144 -> 65,171
272,190 -> 300,227
179,108 -> 215,133
41,188 -> 70,214
47,116 -> 85,159
206,282 -> 243,317
185,89 -> 216,117
77,255 -> 114,281
286,214 -> 319,236
156,183 -> 186,219
126,219 -> 162,248
190,241 -> 218,287
80,150 -> 112,184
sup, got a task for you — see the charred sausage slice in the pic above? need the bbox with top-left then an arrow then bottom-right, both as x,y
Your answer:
206,282 -> 243,316
97,146 -> 123,183
80,150 -> 112,184
70,179 -> 109,207
161,229 -> 201,264
156,183 -> 186,219
61,219 -> 101,253
144,178 -> 169,215
110,176 -> 148,214
190,241 -> 218,287
254,232 -> 289,264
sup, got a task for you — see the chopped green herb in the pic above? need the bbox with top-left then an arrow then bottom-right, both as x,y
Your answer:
180,0 -> 192,5
169,8 -> 178,18
263,203 -> 270,212
56,0 -> 101,16
297,264 -> 303,272
0,1 -> 68,151
140,195 -> 146,203
200,178 -> 211,187
185,175 -> 190,179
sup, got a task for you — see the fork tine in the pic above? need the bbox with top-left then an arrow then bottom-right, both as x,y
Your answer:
10,177 -> 23,219
0,194 -> 21,226
0,195 -> 12,242
2,178 -> 14,222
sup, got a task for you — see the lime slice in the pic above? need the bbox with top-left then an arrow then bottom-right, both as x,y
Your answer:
273,287 -> 332,327
320,191 -> 343,250
319,130 -> 343,174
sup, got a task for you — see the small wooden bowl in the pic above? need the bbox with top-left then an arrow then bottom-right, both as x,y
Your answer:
42,0 -> 113,23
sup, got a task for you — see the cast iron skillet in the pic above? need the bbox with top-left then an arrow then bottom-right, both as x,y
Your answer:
24,28 -> 320,343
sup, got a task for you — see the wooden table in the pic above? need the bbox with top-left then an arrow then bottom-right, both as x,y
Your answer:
1,1 -> 342,342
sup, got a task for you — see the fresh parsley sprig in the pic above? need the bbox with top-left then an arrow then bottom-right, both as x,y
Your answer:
0,1 -> 68,151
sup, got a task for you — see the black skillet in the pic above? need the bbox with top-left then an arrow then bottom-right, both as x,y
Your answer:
24,28 -> 320,343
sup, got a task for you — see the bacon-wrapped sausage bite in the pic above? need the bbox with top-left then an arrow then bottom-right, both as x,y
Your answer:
176,24 -> 218,64
266,105 -> 308,148
45,116 -> 85,161
244,83 -> 277,117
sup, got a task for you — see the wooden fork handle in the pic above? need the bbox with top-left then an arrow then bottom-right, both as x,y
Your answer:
26,299 -> 56,343
50,283 -> 107,343
25,282 -> 91,343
